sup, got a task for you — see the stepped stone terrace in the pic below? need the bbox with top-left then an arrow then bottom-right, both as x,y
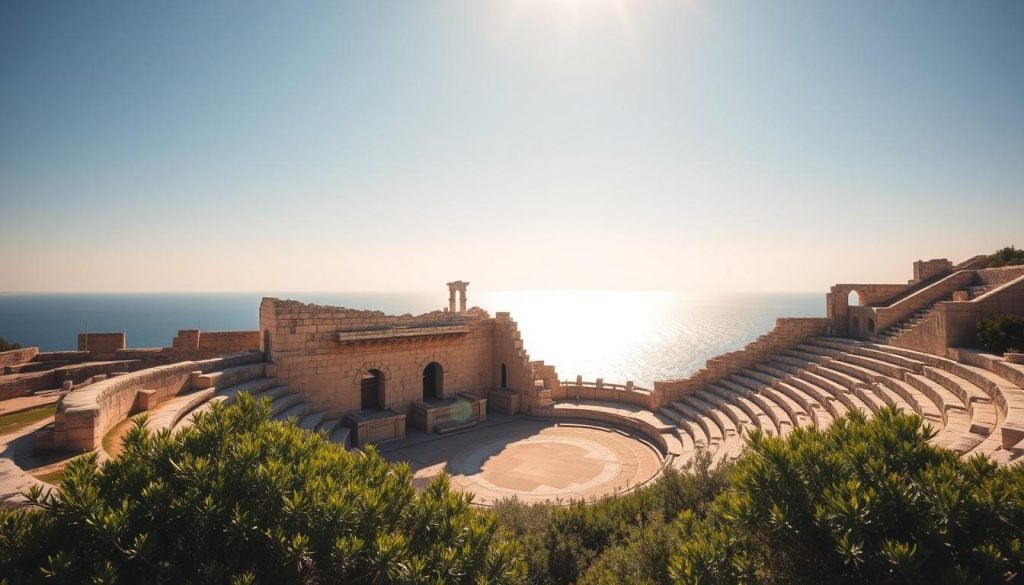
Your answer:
2,254 -> 1024,507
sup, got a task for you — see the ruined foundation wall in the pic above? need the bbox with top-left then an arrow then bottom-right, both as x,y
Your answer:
0,347 -> 38,369
77,333 -> 126,359
171,330 -> 260,359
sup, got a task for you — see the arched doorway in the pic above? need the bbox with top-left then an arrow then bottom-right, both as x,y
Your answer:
361,369 -> 385,410
423,362 -> 443,401
500,363 -> 508,389
851,317 -> 861,332
867,318 -> 876,333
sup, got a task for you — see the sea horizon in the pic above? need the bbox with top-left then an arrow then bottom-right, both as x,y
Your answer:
0,290 -> 825,386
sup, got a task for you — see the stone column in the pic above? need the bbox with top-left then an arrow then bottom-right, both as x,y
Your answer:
458,283 -> 469,314
446,283 -> 457,313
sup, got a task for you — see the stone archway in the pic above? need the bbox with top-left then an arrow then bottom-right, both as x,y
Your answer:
423,362 -> 444,401
361,369 -> 385,410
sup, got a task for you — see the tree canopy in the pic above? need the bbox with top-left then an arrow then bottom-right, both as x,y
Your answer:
0,394 -> 524,584
670,409 -> 1024,584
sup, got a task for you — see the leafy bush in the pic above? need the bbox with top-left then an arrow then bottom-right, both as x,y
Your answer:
0,394 -> 525,584
0,337 -> 23,352
987,245 -> 1024,267
977,313 -> 1024,354
492,449 -> 732,585
670,409 -> 1024,584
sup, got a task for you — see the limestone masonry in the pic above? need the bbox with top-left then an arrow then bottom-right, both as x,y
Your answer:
2,254 -> 1024,507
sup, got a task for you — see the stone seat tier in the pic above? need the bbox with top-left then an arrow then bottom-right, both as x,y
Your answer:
712,383 -> 779,436
716,379 -> 784,436
144,388 -> 216,433
275,401 -> 314,422
677,395 -> 734,440
670,401 -> 720,452
774,381 -> 833,428
691,390 -> 757,438
329,425 -> 351,449
298,410 -> 327,431
191,363 -> 267,390
174,395 -> 228,431
922,367 -> 998,436
267,393 -> 305,418
677,395 -> 741,462
734,370 -> 813,429
866,382 -> 917,418
795,369 -> 874,416
213,377 -> 277,403
808,338 -> 922,370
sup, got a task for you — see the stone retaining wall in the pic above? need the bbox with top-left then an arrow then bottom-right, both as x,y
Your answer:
171,330 -> 260,359
653,317 -> 832,405
53,353 -> 264,451
0,347 -> 38,368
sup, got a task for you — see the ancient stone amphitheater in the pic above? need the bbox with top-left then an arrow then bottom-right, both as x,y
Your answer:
1,255 -> 1022,507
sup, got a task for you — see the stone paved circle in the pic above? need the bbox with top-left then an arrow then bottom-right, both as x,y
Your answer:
382,419 -> 663,505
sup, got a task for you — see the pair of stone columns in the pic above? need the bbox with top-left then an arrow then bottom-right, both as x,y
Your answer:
446,281 -> 469,314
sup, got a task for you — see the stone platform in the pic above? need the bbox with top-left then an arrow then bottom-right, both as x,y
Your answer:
381,417 -> 663,505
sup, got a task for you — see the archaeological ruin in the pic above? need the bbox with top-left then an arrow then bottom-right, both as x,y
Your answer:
2,254 -> 1024,507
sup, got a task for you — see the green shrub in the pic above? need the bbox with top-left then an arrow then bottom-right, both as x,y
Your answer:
491,449 -> 732,585
0,394 -> 525,584
669,409 -> 1024,584
977,313 -> 1024,354
987,246 -> 1024,267
0,337 -> 23,352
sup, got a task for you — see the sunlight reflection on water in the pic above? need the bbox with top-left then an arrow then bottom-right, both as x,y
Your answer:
475,291 -> 824,387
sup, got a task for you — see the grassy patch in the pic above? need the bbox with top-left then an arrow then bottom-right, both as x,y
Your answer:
102,415 -> 141,457
0,405 -> 56,435
32,467 -> 66,485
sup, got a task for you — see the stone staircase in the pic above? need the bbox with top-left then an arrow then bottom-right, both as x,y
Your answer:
873,284 -> 993,343
145,365 -> 351,449
654,337 -> 1024,467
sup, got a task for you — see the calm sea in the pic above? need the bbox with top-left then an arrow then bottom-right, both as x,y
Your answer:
0,291 -> 823,387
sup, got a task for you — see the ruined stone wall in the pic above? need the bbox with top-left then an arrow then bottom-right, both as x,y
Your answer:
0,347 -> 38,368
77,333 -> 126,359
944,274 -> 1024,350
491,312 -> 539,395
171,330 -> 260,359
872,270 -> 977,331
260,298 -> 500,418
976,266 -> 1024,287
913,258 -> 954,283
653,317 -> 831,405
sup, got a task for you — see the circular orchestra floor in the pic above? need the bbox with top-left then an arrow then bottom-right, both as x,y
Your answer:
381,418 -> 663,505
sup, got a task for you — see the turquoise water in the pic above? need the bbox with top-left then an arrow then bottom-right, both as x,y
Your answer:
0,291 -> 823,387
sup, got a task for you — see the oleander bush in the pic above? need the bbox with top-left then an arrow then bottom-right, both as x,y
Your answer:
987,245 -> 1024,268
491,448 -> 733,585
669,409 -> 1024,584
3,399 -> 1023,584
977,313 -> 1024,355
0,394 -> 524,584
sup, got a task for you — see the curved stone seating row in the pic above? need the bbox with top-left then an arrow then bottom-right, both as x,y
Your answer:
170,380 -> 353,449
535,400 -> 678,464
644,337 -> 1024,467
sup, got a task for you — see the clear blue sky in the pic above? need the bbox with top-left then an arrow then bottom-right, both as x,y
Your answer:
2,1 -> 1022,292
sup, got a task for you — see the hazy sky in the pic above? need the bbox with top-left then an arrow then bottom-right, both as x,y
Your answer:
2,1 -> 1022,292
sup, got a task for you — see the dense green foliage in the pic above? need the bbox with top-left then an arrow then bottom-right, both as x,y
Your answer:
3,397 -> 1023,584
987,246 -> 1024,268
977,313 -> 1024,354
0,394 -> 524,584
670,409 -> 1024,584
491,450 -> 732,585
0,337 -> 23,352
